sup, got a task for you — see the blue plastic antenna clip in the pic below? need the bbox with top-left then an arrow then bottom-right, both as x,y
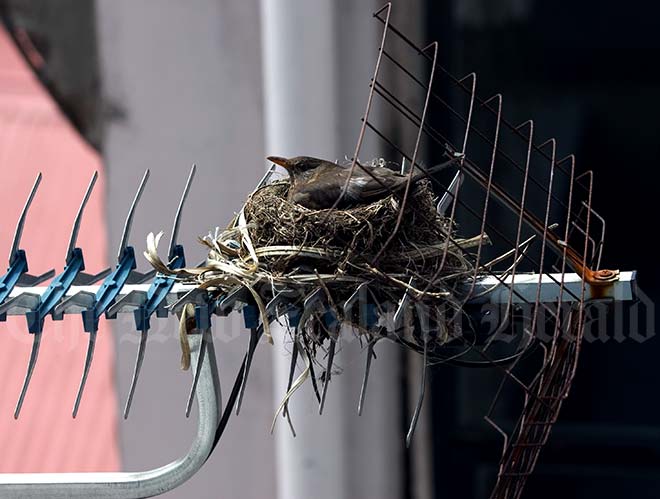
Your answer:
0,250 -> 29,321
133,245 -> 187,331
242,304 -> 259,329
25,248 -> 87,334
287,307 -> 302,328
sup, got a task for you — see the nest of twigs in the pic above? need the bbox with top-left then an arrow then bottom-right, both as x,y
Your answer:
146,173 -> 484,426
149,176 -> 481,349
244,179 -> 462,273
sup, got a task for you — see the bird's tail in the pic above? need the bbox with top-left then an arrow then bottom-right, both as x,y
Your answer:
410,153 -> 464,182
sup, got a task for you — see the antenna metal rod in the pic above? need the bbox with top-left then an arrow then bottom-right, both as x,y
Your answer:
117,169 -> 150,261
9,173 -> 42,264
168,165 -> 196,259
66,172 -> 98,258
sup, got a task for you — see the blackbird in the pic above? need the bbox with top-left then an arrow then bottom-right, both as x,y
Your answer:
267,155 -> 461,210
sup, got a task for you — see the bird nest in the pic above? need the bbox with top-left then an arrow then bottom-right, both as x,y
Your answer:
145,172 -> 488,432
244,180 -> 465,274
146,177 -> 482,365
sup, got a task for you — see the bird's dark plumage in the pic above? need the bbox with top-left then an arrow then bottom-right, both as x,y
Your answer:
267,155 -> 460,210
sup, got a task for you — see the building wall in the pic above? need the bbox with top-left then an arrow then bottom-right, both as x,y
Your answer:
96,1 -> 275,497
0,26 -> 119,473
96,1 -> 429,497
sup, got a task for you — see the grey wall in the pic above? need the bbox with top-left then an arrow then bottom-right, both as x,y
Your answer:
96,1 -> 429,498
96,1 -> 275,497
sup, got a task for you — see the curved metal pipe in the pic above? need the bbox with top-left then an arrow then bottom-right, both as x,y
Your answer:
0,333 -> 220,498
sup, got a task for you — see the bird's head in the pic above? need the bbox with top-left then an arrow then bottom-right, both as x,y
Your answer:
267,155 -> 326,176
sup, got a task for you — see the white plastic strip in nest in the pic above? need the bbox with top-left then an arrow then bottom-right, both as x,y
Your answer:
254,245 -> 342,260
237,208 -> 259,267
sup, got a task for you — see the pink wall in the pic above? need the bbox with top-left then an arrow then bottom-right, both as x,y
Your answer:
0,27 -> 120,472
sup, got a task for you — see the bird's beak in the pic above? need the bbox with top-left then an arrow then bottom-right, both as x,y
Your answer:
267,156 -> 290,169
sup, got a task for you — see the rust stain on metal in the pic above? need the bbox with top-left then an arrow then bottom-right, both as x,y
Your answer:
586,268 -> 620,299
